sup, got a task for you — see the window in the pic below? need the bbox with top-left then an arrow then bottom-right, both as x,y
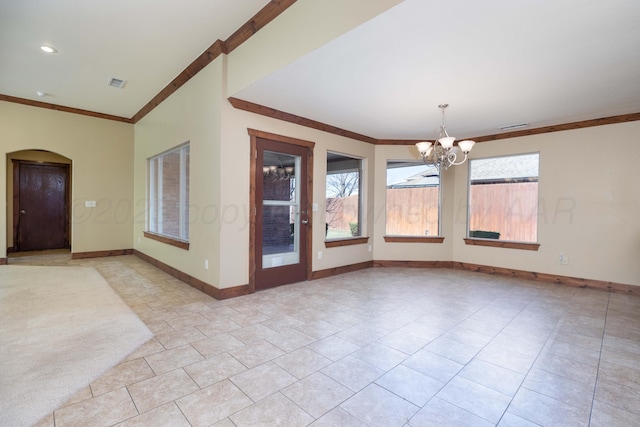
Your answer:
386,161 -> 440,236
148,142 -> 190,242
468,153 -> 539,242
325,152 -> 362,239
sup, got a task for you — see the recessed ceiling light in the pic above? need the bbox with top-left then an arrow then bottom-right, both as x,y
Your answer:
40,45 -> 58,54
36,91 -> 47,97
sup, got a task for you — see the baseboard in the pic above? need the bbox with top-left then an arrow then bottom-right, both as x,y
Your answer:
124,251 -> 638,299
452,262 -> 638,296
310,261 -> 374,280
71,249 -> 133,259
132,250 -> 250,300
373,260 -> 454,269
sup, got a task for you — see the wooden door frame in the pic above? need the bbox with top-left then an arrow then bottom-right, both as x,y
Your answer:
248,129 -> 314,293
12,159 -> 71,252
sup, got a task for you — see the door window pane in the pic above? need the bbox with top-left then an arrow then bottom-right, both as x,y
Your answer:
262,151 -> 300,267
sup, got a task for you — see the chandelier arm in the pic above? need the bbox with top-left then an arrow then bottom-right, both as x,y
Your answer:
448,152 -> 469,166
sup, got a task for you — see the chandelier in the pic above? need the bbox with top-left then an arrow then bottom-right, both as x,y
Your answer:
415,104 -> 475,170
263,165 -> 294,181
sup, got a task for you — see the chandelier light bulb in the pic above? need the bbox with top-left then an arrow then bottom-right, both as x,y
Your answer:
438,136 -> 456,150
40,45 -> 57,54
458,140 -> 476,153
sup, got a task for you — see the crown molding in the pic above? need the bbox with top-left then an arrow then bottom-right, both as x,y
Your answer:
130,39 -> 227,123
230,97 -> 640,146
131,0 -> 297,123
471,112 -> 640,143
0,94 -> 132,123
229,97 -> 378,144
1,1 -> 297,124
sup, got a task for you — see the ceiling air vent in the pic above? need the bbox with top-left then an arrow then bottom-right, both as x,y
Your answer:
108,77 -> 127,89
499,122 -> 528,131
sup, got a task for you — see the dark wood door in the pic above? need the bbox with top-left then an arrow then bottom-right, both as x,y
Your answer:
254,137 -> 312,290
14,161 -> 70,251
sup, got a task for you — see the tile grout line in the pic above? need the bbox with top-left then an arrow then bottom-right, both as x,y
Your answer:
407,291 -> 540,425
481,293 -> 562,426
587,291 -> 611,427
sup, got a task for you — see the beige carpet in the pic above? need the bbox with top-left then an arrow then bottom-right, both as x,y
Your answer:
0,265 -> 154,427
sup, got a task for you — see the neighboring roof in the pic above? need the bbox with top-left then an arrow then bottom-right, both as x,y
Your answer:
470,153 -> 539,182
388,174 -> 439,188
387,163 -> 439,188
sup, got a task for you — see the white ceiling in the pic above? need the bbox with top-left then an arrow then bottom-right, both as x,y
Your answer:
0,0 -> 271,118
2,0 -> 640,140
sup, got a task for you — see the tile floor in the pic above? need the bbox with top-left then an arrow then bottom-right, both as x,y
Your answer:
9,254 -> 640,426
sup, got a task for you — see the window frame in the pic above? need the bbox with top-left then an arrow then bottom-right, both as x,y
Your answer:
465,152 -> 540,251
324,151 -> 365,245
146,142 -> 190,249
384,160 -> 443,243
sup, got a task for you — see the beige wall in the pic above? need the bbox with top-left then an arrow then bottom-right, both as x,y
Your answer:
0,101 -> 134,258
134,55 -> 377,290
451,121 -> 640,286
3,0 -> 637,291
371,123 -> 640,286
132,0 -> 401,289
220,102 -> 376,288
133,59 -> 224,286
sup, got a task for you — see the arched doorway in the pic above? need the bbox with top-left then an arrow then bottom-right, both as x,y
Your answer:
7,150 -> 72,253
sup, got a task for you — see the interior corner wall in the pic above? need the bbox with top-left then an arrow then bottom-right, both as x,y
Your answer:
133,58 -> 224,288
0,101 -> 134,258
451,121 -> 640,287
219,99 -> 376,288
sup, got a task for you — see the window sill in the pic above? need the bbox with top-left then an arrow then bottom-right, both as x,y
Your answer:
325,237 -> 369,248
463,238 -> 540,251
144,231 -> 190,250
384,236 -> 444,243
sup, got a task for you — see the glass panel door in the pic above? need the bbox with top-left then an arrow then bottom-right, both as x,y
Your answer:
262,151 -> 301,268
253,136 -> 310,291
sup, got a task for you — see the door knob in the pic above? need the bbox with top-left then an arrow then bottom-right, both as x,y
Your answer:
301,219 -> 308,224
19,209 -> 26,215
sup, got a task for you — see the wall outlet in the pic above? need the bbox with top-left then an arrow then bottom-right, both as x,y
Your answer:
204,259 -> 209,270
137,237 -> 141,243
368,245 -> 372,252
85,200 -> 96,208
318,251 -> 323,260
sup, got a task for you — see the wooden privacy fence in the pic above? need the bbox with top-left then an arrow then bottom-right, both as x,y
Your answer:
326,182 -> 538,241
386,188 -> 439,235
469,182 -> 538,242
